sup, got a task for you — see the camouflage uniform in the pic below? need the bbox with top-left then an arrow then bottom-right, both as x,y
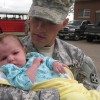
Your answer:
22,36 -> 100,90
0,84 -> 59,100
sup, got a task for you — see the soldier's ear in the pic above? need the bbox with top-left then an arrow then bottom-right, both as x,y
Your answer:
62,18 -> 69,28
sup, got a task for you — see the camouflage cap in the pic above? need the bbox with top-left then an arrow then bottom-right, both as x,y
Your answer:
28,0 -> 74,24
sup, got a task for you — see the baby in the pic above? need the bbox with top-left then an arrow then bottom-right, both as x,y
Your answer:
0,33 -> 70,90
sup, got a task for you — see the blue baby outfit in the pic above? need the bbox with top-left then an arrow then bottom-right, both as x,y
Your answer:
0,52 -> 70,90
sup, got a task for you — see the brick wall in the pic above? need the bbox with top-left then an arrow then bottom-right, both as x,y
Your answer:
74,1 -> 100,24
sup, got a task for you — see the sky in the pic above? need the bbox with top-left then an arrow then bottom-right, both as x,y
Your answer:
0,0 -> 73,20
0,0 -> 32,13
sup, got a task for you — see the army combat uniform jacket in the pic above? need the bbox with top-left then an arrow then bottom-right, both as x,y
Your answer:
0,85 -> 59,100
22,35 -> 100,90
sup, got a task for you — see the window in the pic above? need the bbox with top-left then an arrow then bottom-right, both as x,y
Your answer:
78,9 -> 90,18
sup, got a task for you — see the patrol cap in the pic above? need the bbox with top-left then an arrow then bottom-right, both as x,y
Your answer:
28,0 -> 74,24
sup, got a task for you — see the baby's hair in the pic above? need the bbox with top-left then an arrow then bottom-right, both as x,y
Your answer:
0,33 -> 24,47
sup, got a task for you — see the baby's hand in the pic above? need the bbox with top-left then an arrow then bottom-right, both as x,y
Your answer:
33,58 -> 44,68
52,62 -> 69,74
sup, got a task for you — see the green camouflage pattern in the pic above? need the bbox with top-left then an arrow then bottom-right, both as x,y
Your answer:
22,36 -> 100,90
28,0 -> 74,24
0,84 -> 59,100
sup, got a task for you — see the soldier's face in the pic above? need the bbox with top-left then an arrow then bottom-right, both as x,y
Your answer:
29,17 -> 68,47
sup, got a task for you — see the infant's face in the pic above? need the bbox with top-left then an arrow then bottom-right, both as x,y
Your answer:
0,36 -> 26,67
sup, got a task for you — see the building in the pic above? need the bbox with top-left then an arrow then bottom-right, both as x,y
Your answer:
74,0 -> 100,24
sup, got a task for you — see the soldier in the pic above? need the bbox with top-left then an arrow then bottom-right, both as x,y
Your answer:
0,0 -> 100,100
22,0 -> 100,90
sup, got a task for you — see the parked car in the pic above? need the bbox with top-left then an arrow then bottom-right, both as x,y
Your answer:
58,20 -> 91,40
84,22 -> 100,42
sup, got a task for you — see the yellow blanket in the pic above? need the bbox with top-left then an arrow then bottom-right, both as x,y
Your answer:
32,78 -> 100,100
